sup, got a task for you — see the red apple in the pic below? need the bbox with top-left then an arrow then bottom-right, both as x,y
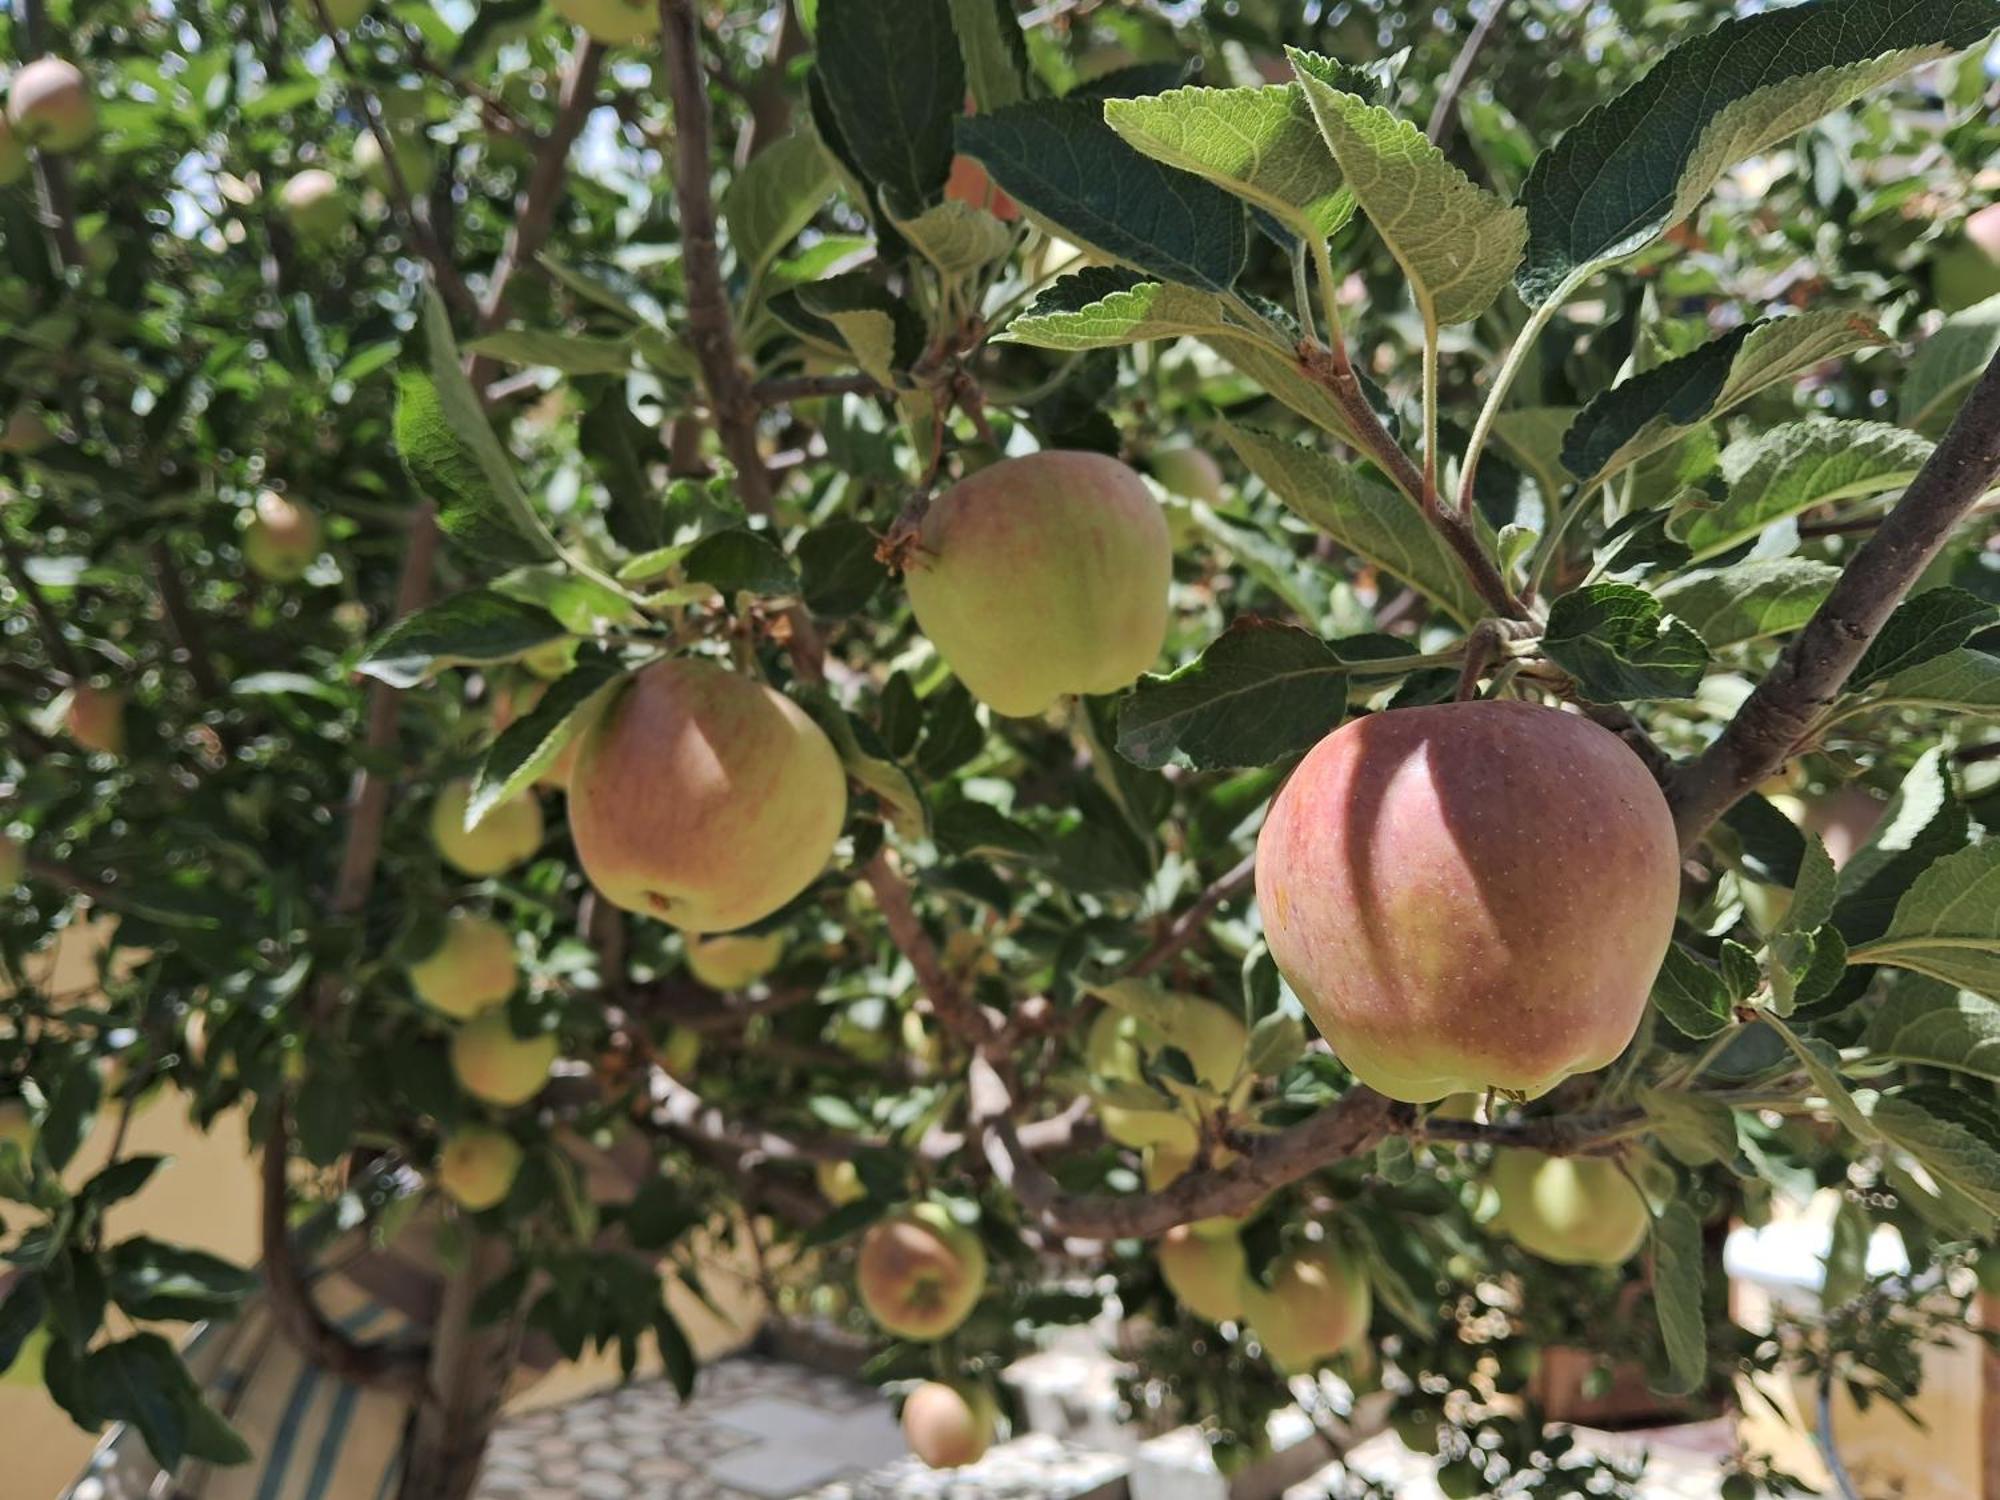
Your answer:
1239,1241 -> 1371,1374
901,1381 -> 997,1468
856,1202 -> 987,1342
944,154 -> 1017,222
1256,701 -> 1678,1103
7,58 -> 95,154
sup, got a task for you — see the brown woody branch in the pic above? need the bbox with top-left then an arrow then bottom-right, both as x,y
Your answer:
1130,852 -> 1258,980
1665,349 -> 2000,848
752,371 -> 887,405
862,849 -> 994,1045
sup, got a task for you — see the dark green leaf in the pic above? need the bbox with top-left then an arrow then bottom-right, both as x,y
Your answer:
957,100 -> 1248,293
1651,1200 -> 1706,1394
814,0 -> 963,215
107,1239 -> 259,1322
797,520 -> 887,616
1542,583 -> 1708,701
1650,944 -> 1732,1039
0,1278 -> 46,1377
357,589 -> 567,689
684,529 -> 800,599
77,1156 -> 165,1211
1850,586 -> 1999,689
1116,618 -> 1346,771
472,653 -> 626,820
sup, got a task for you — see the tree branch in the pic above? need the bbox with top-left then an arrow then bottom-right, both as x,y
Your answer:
862,849 -> 993,1044
751,371 -> 888,405
1130,852 -> 1257,979
1665,348 -> 2000,847
1426,0 -> 1513,146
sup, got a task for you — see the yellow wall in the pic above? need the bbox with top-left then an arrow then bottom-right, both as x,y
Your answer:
2,920 -> 765,1498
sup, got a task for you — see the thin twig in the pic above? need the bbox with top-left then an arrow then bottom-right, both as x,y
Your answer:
863,849 -> 991,1044
1426,0 -> 1514,146
751,371 -> 887,405
1665,350 -> 2000,847
1130,854 -> 1257,979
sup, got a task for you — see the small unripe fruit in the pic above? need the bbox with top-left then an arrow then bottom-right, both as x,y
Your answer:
1150,447 -> 1225,506
243,489 -> 323,581
407,913 -> 518,1019
278,169 -> 346,242
1490,1149 -> 1649,1267
437,1125 -> 523,1210
66,685 -> 125,757
552,0 -> 660,43
430,777 -> 543,878
354,129 -> 432,195
0,406 -> 53,454
1257,701 -> 1678,1103
944,154 -> 1017,222
449,1011 -> 558,1107
7,59 -> 95,153
569,659 -> 847,934
901,1381 -> 996,1469
1239,1241 -> 1371,1374
816,1158 -> 865,1207
0,116 -> 24,185
905,451 -> 1171,717
1158,1224 -> 1247,1324
686,931 -> 784,990
856,1202 -> 988,1342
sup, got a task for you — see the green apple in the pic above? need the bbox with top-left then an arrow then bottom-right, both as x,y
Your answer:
437,1125 -> 522,1210
1158,1223 -> 1247,1324
1490,1149 -> 1650,1267
407,913 -> 518,1019
856,1202 -> 987,1342
449,1012 -> 558,1107
816,1158 -> 865,1207
7,58 -> 95,153
1239,1241 -> 1372,1374
430,777 -> 543,878
686,931 -> 784,991
243,489 -> 323,581
1150,446 -> 1225,505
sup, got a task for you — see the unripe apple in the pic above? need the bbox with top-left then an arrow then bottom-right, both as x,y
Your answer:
1239,1241 -> 1371,1374
437,1125 -> 523,1211
905,451 -> 1171,717
0,406 -> 53,454
430,777 -> 544,877
7,58 -> 95,153
569,659 -> 847,934
944,154 -> 1017,222
449,1011 -> 558,1107
686,931 -> 784,990
66,684 -> 126,757
856,1202 -> 988,1342
278,169 -> 346,243
0,116 -> 24,186
354,128 -> 432,196
1150,447 -> 1225,506
1257,701 -> 1678,1103
552,0 -> 660,43
1158,1223 -> 1248,1323
1491,1149 -> 1649,1267
407,913 -> 518,1019
0,833 -> 22,890
243,489 -> 323,581
816,1158 -> 865,1207
901,1381 -> 997,1469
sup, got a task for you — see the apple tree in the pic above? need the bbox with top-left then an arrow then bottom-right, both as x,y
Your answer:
4,1 -> 2000,1497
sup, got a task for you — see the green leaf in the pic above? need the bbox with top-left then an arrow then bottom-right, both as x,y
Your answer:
1871,648 -> 2000,715
1636,1085 -> 1739,1167
1786,835 -> 1841,937
683,529 -> 801,599
1869,1085 -> 2000,1225
1901,292 -> 2000,435
77,1156 -> 165,1211
1562,313 -> 1887,485
1244,1012 -> 1308,1077
1650,944 -> 1732,1039
462,329 -> 634,375
1225,426 -> 1487,628
1490,407 -> 1578,507
722,132 -> 838,285
471,655 -> 625,820
1849,843 -> 2000,1000
1103,81 -> 1354,242
801,695 -> 927,840
1115,618 -> 1347,772
1002,267 -> 1240,352
1289,61 -> 1525,326
0,1278 -> 44,1377
775,273 -> 927,388
87,1333 -> 250,1469
1674,418 -> 1934,562
814,0 -> 963,214
797,519 -> 887,617
1517,0 -> 2000,305
948,0 -> 1028,111
1650,1200 -> 1706,1395
892,198 -> 1015,279
1862,981 -> 2000,1082
106,1239 -> 259,1322
1542,582 -> 1709,701
402,290 -> 555,563
1653,559 -> 1839,648
356,589 -> 565,689
1849,586 -> 1999,689
957,100 -> 1248,294
1834,748 -> 1969,948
